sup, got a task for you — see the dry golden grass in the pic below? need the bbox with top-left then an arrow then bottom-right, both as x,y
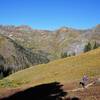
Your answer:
0,48 -> 100,87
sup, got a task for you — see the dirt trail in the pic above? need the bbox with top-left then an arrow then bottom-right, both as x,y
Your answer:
68,81 -> 95,92
64,78 -> 100,100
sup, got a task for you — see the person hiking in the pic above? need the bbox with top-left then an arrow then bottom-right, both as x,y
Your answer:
79,75 -> 88,88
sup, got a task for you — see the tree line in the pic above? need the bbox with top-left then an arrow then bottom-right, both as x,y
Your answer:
61,41 -> 99,58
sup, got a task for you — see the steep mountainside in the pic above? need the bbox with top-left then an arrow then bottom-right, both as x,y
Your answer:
0,34 -> 49,77
0,25 -> 100,59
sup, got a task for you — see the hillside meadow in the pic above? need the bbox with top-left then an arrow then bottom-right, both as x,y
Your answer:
0,48 -> 100,88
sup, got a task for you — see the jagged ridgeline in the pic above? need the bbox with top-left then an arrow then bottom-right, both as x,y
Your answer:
0,35 -> 49,78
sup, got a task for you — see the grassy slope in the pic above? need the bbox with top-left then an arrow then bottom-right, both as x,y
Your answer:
0,48 -> 100,87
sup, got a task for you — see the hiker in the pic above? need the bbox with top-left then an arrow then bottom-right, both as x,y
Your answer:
79,75 -> 88,88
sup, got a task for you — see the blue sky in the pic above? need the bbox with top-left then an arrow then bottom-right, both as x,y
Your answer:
0,0 -> 100,30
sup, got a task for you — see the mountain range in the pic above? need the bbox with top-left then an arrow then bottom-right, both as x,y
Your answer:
0,24 -> 100,59
0,24 -> 100,77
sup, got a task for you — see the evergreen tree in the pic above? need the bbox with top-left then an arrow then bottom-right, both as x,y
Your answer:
0,72 -> 3,79
0,65 -> 4,79
84,42 -> 92,52
93,41 -> 99,49
61,52 -> 68,58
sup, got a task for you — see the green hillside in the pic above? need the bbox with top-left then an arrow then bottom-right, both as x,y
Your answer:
0,48 -> 100,87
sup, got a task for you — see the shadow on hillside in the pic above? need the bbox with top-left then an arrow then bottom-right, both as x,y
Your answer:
2,82 -> 67,100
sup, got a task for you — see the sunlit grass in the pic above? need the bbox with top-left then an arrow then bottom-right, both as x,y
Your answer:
0,48 -> 100,87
